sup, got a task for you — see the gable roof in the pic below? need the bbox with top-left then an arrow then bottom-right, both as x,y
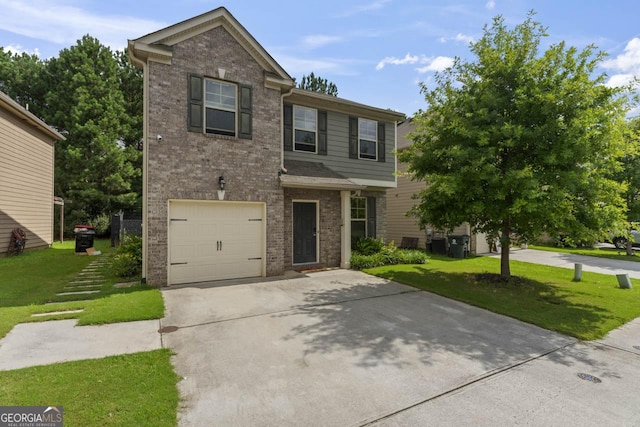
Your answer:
0,91 -> 65,141
128,7 -> 294,89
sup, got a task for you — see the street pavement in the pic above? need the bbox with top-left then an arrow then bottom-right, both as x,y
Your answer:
484,247 -> 640,279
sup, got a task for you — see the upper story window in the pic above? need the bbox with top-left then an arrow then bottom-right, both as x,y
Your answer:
359,119 -> 377,160
349,116 -> 385,163
283,103 -> 327,155
187,73 -> 252,139
294,106 -> 317,153
205,79 -> 237,136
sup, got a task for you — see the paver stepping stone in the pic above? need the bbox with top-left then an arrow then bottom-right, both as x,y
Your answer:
31,309 -> 84,317
56,290 -> 101,296
45,301 -> 84,305
64,284 -> 103,289
69,280 -> 105,284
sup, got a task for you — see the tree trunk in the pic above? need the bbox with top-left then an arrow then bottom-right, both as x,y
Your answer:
626,239 -> 633,256
500,227 -> 511,281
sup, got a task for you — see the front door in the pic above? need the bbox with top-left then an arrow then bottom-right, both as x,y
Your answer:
293,202 -> 317,264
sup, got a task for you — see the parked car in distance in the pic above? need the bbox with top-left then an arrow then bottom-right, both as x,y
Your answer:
611,230 -> 640,249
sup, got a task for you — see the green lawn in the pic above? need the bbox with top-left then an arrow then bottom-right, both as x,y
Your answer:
530,244 -> 640,263
0,239 -> 164,338
0,349 -> 179,427
367,255 -> 640,340
0,240 -> 177,426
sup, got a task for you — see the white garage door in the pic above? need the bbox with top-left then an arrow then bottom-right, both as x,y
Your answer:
169,201 -> 265,285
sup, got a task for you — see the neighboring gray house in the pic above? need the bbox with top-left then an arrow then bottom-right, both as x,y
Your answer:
0,91 -> 65,255
129,7 -> 404,286
387,120 -> 490,254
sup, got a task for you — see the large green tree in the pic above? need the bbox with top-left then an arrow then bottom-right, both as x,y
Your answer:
298,72 -> 338,96
46,36 -> 138,227
612,117 -> 640,255
0,48 -> 47,118
401,13 -> 630,280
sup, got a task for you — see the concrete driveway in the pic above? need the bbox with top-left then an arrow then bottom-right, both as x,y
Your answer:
160,270 -> 640,426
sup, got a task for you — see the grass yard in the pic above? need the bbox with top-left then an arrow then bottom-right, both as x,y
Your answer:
0,239 -> 164,338
0,349 -> 179,427
530,244 -> 640,263
0,240 -> 177,425
367,255 -> 640,340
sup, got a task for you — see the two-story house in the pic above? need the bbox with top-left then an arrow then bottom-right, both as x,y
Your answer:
129,7 -> 404,286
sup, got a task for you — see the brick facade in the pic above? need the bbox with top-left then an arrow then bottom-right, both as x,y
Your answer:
135,11 -> 398,286
145,27 -> 284,285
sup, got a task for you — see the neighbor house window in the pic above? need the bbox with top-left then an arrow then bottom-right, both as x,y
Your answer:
351,197 -> 367,243
294,106 -> 317,152
359,118 -> 377,160
205,79 -> 237,136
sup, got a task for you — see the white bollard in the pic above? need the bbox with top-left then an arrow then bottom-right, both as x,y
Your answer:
573,263 -> 582,282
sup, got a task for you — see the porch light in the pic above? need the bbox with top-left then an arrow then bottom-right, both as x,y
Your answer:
217,175 -> 226,201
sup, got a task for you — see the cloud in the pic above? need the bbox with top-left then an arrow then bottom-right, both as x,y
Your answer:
439,33 -> 474,44
486,0 -> 496,10
376,53 -> 420,70
274,53 -> 360,76
301,35 -> 343,50
0,0 -> 164,53
4,44 -> 40,56
376,53 -> 454,73
416,56 -> 454,73
602,37 -> 640,87
338,0 -> 392,17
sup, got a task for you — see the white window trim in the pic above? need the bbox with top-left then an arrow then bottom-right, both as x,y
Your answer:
204,78 -> 238,136
293,105 -> 318,154
358,118 -> 377,161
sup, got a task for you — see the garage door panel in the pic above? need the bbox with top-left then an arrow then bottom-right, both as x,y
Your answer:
169,201 -> 264,285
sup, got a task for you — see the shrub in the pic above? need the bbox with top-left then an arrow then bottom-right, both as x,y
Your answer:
91,213 -> 112,237
350,241 -> 428,270
111,234 -> 142,278
353,237 -> 385,255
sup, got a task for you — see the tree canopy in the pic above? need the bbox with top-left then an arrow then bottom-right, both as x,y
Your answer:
400,12 -> 632,280
298,72 -> 338,96
0,37 -> 143,234
612,117 -> 640,254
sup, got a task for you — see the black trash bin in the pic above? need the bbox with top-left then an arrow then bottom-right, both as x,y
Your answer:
74,224 -> 96,253
429,237 -> 447,255
447,235 -> 470,258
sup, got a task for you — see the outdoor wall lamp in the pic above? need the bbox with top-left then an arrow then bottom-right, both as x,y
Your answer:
218,175 -> 226,201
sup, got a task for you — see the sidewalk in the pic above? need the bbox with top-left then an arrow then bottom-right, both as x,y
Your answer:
484,248 -> 640,279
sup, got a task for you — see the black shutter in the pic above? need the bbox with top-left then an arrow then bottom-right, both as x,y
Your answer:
188,74 -> 203,132
318,110 -> 327,155
238,84 -> 252,139
284,103 -> 293,151
377,122 -> 386,162
349,116 -> 358,159
366,197 -> 376,238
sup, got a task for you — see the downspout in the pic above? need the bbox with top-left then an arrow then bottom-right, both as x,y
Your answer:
280,88 -> 294,173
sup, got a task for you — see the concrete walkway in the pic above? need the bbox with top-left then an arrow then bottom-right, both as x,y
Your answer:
0,319 -> 161,370
484,248 -> 640,279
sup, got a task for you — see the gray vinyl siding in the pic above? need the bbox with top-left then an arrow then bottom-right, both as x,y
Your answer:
387,157 -> 470,250
0,107 -> 55,254
285,110 -> 395,182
